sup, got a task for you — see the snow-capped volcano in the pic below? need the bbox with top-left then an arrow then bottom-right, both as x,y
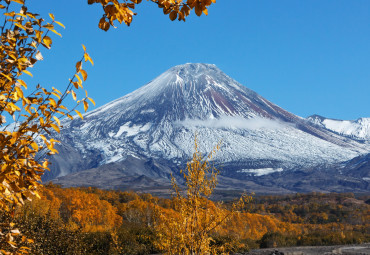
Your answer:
80,63 -> 300,128
46,64 -> 369,193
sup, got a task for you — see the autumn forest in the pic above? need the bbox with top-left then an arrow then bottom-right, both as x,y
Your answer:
1,184 -> 369,254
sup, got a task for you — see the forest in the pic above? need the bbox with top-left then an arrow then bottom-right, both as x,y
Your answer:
1,184 -> 369,254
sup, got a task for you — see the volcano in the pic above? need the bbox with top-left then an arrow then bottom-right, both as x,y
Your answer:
46,63 -> 369,194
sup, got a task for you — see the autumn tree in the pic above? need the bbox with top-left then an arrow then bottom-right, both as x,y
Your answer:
0,1 -> 95,253
154,137 -> 251,255
0,0 -> 216,253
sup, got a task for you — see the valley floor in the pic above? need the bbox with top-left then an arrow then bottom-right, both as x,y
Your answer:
245,243 -> 370,255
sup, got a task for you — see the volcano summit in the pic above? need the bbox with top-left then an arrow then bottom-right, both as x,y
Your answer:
47,63 -> 369,194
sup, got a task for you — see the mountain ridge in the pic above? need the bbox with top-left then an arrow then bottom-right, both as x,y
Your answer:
307,114 -> 370,142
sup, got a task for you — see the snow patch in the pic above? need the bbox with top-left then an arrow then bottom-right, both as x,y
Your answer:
175,116 -> 290,131
106,154 -> 123,163
115,122 -> 152,137
238,168 -> 283,176
175,74 -> 184,84
141,109 -> 155,114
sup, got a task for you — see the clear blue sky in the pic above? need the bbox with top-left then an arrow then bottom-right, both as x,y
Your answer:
27,0 -> 370,120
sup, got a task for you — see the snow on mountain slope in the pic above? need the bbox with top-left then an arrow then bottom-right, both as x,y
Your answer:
307,115 -> 370,141
47,64 -> 369,180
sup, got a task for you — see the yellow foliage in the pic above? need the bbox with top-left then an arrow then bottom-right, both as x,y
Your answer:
0,2 -> 93,214
89,0 -> 216,30
154,136 -> 251,254
0,1 -> 94,252
46,186 -> 123,232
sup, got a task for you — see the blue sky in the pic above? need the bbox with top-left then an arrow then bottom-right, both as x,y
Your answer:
26,0 -> 370,120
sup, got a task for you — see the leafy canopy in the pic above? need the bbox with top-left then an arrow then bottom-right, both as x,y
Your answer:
88,0 -> 216,31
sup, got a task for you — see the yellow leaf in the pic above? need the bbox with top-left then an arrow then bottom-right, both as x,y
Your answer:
17,79 -> 27,88
83,101 -> 89,112
80,69 -> 87,81
75,109 -> 83,120
13,91 -> 19,101
19,246 -> 31,251
55,20 -> 65,29
84,53 -> 94,65
11,0 -> 24,4
1,72 -> 13,81
30,142 -> 38,151
35,192 -> 41,199
53,116 -> 61,126
52,87 -> 62,95
9,241 -> 17,248
42,161 -> 49,168
50,123 -> 60,133
14,22 -> 27,31
22,70 -> 33,77
88,97 -> 96,106
50,29 -> 62,37
59,105 -> 68,110
48,98 -> 57,107
42,36 -> 52,48
15,87 -> 23,99
71,90 -> 76,101
82,44 -> 86,52
51,92 -> 61,99
49,13 -> 55,20
75,74 -> 82,85
88,55 -> 94,65
4,11 -> 16,17
8,102 -> 20,111
39,134 -> 47,142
